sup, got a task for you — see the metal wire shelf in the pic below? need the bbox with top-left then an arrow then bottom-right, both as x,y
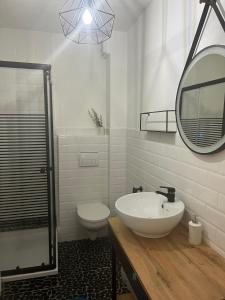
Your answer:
140,110 -> 177,133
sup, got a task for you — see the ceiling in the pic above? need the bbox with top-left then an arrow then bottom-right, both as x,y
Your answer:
0,0 -> 151,33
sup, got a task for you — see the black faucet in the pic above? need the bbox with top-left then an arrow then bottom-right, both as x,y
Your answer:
133,186 -> 143,193
156,186 -> 176,203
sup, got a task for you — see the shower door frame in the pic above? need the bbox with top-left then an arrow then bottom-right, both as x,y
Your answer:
0,60 -> 57,277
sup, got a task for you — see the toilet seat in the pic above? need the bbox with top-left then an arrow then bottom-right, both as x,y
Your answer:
77,203 -> 110,223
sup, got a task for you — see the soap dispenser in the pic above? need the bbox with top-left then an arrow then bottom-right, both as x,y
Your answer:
189,215 -> 202,245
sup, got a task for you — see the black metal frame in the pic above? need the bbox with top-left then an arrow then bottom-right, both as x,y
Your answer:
184,0 -> 225,73
47,69 -> 57,269
140,110 -> 177,133
109,226 -> 150,300
0,61 -> 50,71
175,0 -> 225,155
181,77 -> 225,93
59,0 -> 115,44
0,60 -> 57,277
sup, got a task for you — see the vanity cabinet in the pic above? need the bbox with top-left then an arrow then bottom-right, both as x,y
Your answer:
110,226 -> 149,300
109,217 -> 225,300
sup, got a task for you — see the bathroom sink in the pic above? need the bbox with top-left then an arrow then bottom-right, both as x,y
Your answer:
115,192 -> 184,238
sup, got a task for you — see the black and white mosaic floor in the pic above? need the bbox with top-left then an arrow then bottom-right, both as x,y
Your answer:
2,238 -> 128,300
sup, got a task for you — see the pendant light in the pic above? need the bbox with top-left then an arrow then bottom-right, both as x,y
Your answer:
59,0 -> 115,44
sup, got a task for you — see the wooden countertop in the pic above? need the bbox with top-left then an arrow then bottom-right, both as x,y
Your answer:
109,217 -> 225,300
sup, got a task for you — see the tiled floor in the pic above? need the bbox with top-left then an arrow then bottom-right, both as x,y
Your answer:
2,238 -> 127,300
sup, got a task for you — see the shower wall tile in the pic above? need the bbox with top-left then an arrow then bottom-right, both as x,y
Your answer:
127,129 -> 225,258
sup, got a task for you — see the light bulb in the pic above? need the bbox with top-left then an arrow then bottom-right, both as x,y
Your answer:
82,9 -> 93,25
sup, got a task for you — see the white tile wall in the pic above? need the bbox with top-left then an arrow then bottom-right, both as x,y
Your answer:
127,129 -> 225,258
58,129 -> 127,241
58,135 -> 109,241
109,129 -> 127,215
58,127 -> 225,257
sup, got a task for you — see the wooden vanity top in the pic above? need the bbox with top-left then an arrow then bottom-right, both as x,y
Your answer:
109,217 -> 225,300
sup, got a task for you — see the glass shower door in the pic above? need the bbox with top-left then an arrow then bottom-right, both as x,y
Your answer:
0,62 -> 56,275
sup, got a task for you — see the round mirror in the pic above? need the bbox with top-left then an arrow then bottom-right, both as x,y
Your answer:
176,45 -> 225,154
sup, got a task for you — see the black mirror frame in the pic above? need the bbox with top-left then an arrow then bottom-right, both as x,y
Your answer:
175,0 -> 225,155
176,45 -> 225,154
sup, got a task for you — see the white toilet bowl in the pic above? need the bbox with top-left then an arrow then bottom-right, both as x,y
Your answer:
77,202 -> 110,240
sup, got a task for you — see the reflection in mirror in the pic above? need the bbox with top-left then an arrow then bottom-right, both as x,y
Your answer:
176,46 -> 225,154
181,81 -> 225,147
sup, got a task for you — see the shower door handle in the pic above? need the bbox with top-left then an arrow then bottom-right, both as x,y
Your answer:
40,167 -> 47,174
40,167 -> 53,174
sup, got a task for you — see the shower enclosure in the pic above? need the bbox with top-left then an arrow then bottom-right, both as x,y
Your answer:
0,61 -> 57,279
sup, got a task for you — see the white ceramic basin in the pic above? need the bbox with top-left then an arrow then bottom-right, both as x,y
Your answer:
115,192 -> 184,238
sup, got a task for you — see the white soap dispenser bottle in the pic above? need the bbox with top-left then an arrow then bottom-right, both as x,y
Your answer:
189,215 -> 202,246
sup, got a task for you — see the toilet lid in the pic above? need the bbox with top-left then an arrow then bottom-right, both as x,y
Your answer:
77,203 -> 110,223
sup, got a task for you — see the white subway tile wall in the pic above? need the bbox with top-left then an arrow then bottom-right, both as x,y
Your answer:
58,129 -> 127,241
58,127 -> 225,258
109,129 -> 127,215
58,135 -> 109,241
127,129 -> 225,258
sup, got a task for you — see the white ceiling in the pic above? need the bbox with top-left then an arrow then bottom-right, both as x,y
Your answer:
0,0 -> 151,33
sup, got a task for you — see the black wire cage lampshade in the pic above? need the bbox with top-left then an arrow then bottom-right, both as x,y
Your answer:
59,0 -> 115,44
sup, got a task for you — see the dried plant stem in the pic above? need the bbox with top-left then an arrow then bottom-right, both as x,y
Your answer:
88,108 -> 103,127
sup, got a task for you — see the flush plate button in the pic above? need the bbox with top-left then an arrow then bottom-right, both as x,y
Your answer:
79,152 -> 99,167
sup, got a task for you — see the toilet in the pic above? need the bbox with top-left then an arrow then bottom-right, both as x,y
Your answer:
77,202 -> 110,240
